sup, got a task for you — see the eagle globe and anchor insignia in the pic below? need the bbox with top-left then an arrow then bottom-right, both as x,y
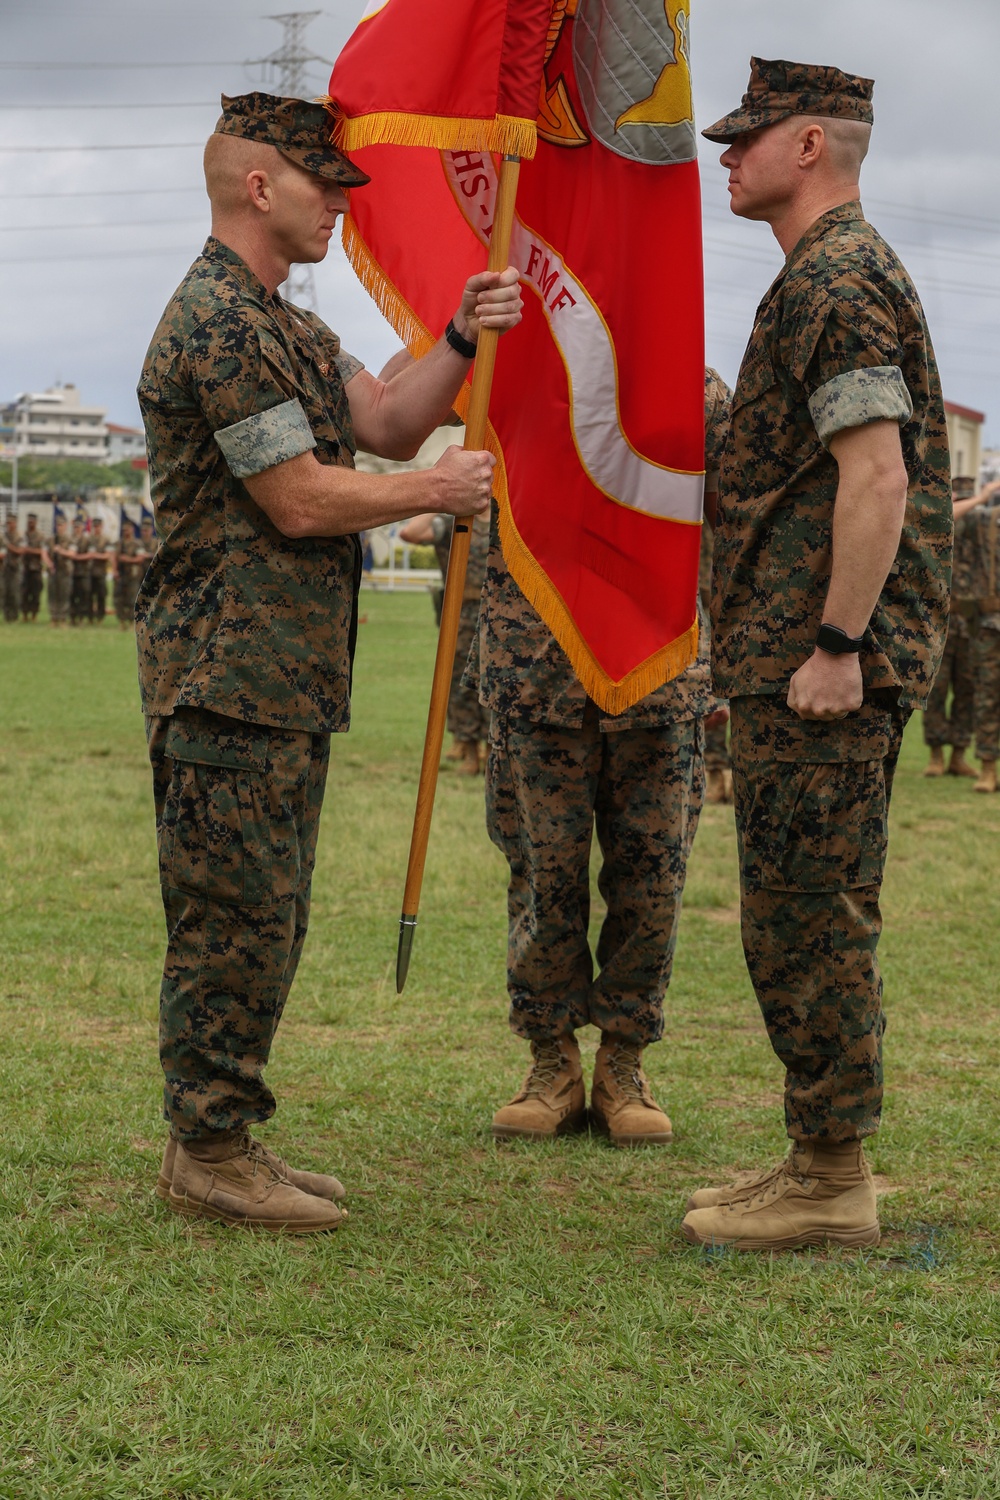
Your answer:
540,0 -> 695,164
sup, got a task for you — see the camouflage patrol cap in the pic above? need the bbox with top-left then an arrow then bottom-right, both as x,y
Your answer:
215,91 -> 370,187
953,476 -> 977,499
702,58 -> 875,144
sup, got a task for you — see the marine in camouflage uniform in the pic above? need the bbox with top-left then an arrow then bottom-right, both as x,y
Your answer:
47,515 -> 75,625
87,517 -> 110,624
475,370 -> 731,1147
20,514 -> 49,621
114,519 -> 145,628
2,516 -> 23,623
138,91 -> 519,1229
963,485 -> 1000,790
699,376 -> 735,802
683,60 -> 952,1249
922,477 -> 979,777
432,512 -> 491,769
69,520 -> 92,626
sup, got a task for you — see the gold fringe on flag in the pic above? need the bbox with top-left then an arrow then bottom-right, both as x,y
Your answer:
498,495 -> 698,716
328,105 -> 538,161
340,215 -> 697,716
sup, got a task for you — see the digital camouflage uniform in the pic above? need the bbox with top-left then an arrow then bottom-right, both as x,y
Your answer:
712,202 -> 952,1143
467,373 -> 731,1047
88,527 -> 109,623
114,531 -> 146,626
699,371 -> 734,772
48,525 -> 74,624
969,500 -> 1000,762
922,510 -> 977,749
20,521 -> 47,619
137,234 -> 364,1141
70,529 -> 91,625
432,512 -> 491,743
2,524 -> 22,622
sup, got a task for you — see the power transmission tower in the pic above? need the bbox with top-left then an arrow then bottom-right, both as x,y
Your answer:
247,11 -> 331,310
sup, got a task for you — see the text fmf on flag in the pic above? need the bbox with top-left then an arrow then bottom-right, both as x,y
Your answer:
329,0 -> 705,713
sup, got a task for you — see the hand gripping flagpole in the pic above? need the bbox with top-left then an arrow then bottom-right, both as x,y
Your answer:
396,154 -> 521,993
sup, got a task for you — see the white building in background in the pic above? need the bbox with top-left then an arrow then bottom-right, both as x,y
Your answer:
2,383 -> 109,461
106,422 -> 147,463
944,401 -> 984,483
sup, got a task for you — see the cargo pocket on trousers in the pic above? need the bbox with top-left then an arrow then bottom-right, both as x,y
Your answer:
162,721 -> 272,907
484,718 -> 525,867
750,717 -> 891,893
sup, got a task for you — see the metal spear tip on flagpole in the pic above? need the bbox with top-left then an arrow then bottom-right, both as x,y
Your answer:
395,913 -> 417,993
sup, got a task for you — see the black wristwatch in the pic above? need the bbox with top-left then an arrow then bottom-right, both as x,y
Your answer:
444,318 -> 478,360
816,623 -> 865,655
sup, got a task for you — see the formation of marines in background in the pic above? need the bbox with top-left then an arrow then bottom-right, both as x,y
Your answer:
922,474 -> 1000,792
0,509 -> 158,627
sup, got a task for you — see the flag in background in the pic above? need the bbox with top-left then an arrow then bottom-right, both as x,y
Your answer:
329,0 -> 704,713
52,501 -> 65,536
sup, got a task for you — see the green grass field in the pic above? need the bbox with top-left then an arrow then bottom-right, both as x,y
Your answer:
1,596 -> 999,1499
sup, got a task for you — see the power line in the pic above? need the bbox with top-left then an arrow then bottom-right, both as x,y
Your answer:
0,142 -> 204,153
702,198 -> 1000,238
4,186 -> 202,199
0,61 -> 243,70
0,247 -> 196,265
0,217 -> 206,233
0,101 -> 218,110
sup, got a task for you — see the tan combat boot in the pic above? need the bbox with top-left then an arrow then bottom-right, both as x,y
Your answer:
156,1132 -> 346,1203
456,739 -> 481,776
705,768 -> 727,804
167,1132 -> 346,1233
492,1037 -> 586,1141
681,1140 -> 879,1251
445,736 -> 464,761
948,747 -> 978,778
975,759 -> 998,794
924,746 -> 946,777
590,1038 -> 673,1147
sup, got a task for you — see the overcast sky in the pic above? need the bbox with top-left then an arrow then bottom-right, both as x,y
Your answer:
1,0 -> 998,443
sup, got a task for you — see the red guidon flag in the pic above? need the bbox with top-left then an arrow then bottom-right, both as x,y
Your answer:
329,0 -> 704,712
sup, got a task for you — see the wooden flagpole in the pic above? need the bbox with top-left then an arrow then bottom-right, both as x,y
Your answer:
395,153 -> 521,993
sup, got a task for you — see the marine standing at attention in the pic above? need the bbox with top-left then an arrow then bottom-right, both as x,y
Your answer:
19,513 -> 50,623
137,92 -> 522,1234
2,514 -> 23,623
921,475 -> 980,780
48,512 -> 75,627
952,477 -> 1000,793
682,60 -> 952,1251
471,369 -> 732,1148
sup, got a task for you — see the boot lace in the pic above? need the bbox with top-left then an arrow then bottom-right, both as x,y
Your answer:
236,1129 -> 289,1184
722,1152 -> 807,1212
522,1042 -> 566,1098
606,1045 -> 647,1102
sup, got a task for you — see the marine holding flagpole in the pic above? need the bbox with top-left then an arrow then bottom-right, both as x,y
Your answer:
135,91 -> 522,1233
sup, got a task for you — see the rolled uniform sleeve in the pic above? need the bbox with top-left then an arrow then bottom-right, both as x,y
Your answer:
335,349 -> 365,385
782,272 -> 914,448
214,398 -> 316,478
808,366 -> 912,448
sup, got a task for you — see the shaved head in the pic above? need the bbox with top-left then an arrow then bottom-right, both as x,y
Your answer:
798,115 -> 872,177
203,132 -> 291,214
